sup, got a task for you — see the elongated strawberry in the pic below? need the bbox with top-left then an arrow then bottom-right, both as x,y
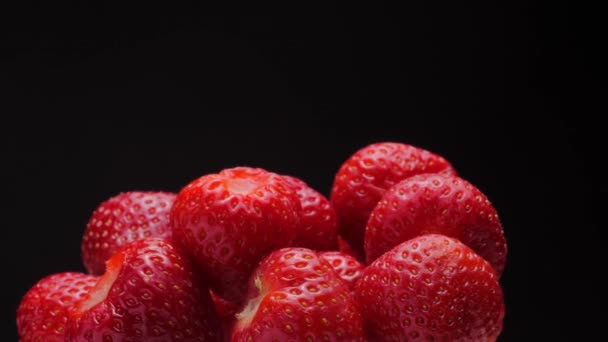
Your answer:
82,191 -> 176,275
283,175 -> 338,251
66,238 -> 221,342
232,247 -> 366,341
331,142 -> 456,258
17,272 -> 98,342
365,173 -> 507,275
355,234 -> 505,341
319,251 -> 364,289
170,167 -> 301,303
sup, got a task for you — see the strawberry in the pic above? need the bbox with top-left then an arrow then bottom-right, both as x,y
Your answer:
355,234 -> 505,341
66,238 -> 221,342
318,251 -> 365,289
81,191 -> 176,275
331,142 -> 456,258
231,247 -> 366,341
365,173 -> 507,275
170,167 -> 301,303
17,272 -> 98,342
283,175 -> 338,251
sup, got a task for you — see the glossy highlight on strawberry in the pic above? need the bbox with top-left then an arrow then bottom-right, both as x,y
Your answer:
365,173 -> 507,275
81,191 -> 176,275
17,272 -> 98,342
331,142 -> 456,258
66,238 -> 221,342
170,167 -> 301,303
355,234 -> 505,341
283,175 -> 338,251
232,247 -> 366,341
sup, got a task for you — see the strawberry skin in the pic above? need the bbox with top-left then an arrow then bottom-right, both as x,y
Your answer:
365,173 -> 507,275
318,251 -> 365,289
331,142 -> 456,258
82,191 -> 176,275
355,234 -> 505,341
170,167 -> 301,303
17,272 -> 98,342
66,238 -> 222,342
232,247 -> 366,341
283,175 -> 338,251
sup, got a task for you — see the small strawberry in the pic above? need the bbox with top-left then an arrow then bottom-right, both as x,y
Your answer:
231,247 -> 366,341
66,238 -> 221,342
283,175 -> 338,251
17,272 -> 98,342
365,173 -> 507,275
331,142 -> 456,258
318,251 -> 365,289
355,234 -> 505,341
170,167 -> 301,303
81,191 -> 176,275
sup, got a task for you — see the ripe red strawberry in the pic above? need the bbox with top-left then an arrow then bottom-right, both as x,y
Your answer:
17,272 -> 98,342
283,175 -> 338,251
82,191 -> 176,275
170,167 -> 301,303
331,142 -> 456,258
66,238 -> 222,342
365,173 -> 507,275
318,251 -> 364,289
355,234 -> 505,341
232,247 -> 366,341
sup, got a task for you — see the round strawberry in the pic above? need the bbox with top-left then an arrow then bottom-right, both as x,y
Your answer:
170,167 -> 301,303
232,247 -> 366,341
66,238 -> 221,342
283,175 -> 338,251
318,251 -> 365,289
331,142 -> 456,258
17,272 -> 98,342
82,191 -> 176,275
355,234 -> 505,341
365,173 -> 507,275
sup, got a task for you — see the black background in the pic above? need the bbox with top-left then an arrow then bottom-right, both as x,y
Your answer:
2,1 -> 604,341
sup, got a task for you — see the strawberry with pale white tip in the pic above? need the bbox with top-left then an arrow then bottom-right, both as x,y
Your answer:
81,191 -> 176,275
231,247 -> 366,341
17,272 -> 98,342
66,238 -> 222,342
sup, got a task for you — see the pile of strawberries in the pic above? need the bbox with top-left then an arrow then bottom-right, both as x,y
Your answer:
17,142 -> 507,341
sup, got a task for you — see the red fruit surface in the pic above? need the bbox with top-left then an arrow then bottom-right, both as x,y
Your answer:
210,290 -> 239,337
170,167 -> 301,303
355,234 -> 505,341
232,247 -> 366,341
365,173 -> 507,275
17,272 -> 98,342
66,238 -> 221,342
283,175 -> 338,251
331,142 -> 456,258
318,251 -> 365,289
82,191 -> 176,275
